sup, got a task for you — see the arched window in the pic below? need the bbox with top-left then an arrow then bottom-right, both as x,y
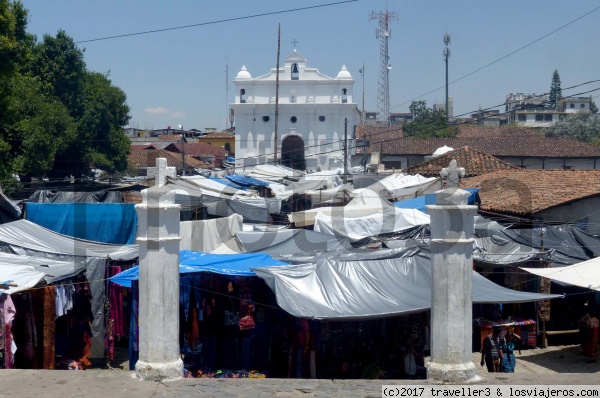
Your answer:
290,89 -> 297,103
240,88 -> 246,103
341,88 -> 348,103
570,103 -> 575,109
291,63 -> 299,80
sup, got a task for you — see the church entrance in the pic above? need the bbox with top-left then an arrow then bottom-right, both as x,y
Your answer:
281,135 -> 306,170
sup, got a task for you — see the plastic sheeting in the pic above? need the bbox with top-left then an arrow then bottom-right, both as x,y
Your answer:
394,189 -> 479,213
232,229 -> 352,255
226,175 -> 270,187
246,165 -> 304,182
352,173 -> 438,199
27,190 -> 123,203
180,214 -> 243,252
26,202 -> 138,244
252,252 -> 562,320
0,191 -> 21,223
521,258 -> 600,291
109,250 -> 289,287
0,252 -> 86,284
0,265 -> 46,295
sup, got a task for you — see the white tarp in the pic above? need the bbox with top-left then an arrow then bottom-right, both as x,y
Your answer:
247,165 -> 304,182
0,252 -> 85,283
0,265 -> 46,295
180,214 -> 243,252
314,208 -> 430,241
289,189 -> 406,227
352,173 -> 437,199
521,258 -> 600,291
253,253 -> 562,320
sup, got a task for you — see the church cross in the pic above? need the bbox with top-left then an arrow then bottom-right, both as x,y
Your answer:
440,159 -> 465,189
148,158 -> 176,187
292,39 -> 299,50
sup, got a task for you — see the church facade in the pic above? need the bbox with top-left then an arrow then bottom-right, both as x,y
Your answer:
230,50 -> 360,171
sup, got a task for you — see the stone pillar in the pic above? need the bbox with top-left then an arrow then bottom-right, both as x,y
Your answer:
135,158 -> 183,381
426,160 -> 478,383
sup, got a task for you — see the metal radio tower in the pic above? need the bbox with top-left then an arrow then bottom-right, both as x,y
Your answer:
370,10 -> 397,126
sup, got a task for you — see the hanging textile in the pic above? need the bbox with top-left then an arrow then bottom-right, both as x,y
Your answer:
31,286 -> 56,369
1,295 -> 16,369
128,280 -> 139,371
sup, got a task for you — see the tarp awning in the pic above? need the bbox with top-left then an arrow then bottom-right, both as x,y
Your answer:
226,175 -> 270,187
232,229 -> 352,255
394,188 -> 479,213
0,265 -> 46,296
0,252 -> 85,284
521,257 -> 600,291
109,250 -> 289,287
252,253 -> 561,320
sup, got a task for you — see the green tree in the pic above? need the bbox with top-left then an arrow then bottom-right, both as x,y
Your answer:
591,101 -> 598,114
28,29 -> 86,118
548,70 -> 562,109
404,100 -> 457,138
545,111 -> 600,144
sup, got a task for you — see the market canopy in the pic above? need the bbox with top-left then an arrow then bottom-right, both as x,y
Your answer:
230,229 -> 352,255
109,250 -> 289,287
521,257 -> 600,291
252,253 -> 561,320
0,265 -> 46,296
351,173 -> 438,200
0,252 -> 86,284
394,188 -> 479,213
226,175 -> 270,188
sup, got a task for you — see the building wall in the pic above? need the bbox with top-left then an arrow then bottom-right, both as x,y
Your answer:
536,196 -> 600,235
502,157 -> 599,170
200,136 -> 234,153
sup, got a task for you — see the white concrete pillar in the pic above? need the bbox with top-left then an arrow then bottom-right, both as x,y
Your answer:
426,160 -> 478,383
135,158 -> 183,381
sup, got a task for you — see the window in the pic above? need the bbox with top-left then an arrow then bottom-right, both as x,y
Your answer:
289,89 -> 297,103
518,114 -> 526,122
544,114 -> 553,122
570,103 -> 575,108
535,114 -> 544,122
240,88 -> 246,103
581,103 -> 586,109
262,116 -> 270,122
341,88 -> 348,104
291,63 -> 299,80
319,116 -> 326,122
290,116 -> 297,123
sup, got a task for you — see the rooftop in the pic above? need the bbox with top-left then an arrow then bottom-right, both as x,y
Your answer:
404,146 -> 519,177
199,132 -> 235,139
128,149 -> 211,169
461,169 -> 600,215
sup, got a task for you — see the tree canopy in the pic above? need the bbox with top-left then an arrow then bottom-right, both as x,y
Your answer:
0,1 -> 131,193
545,112 -> 600,144
403,100 -> 458,138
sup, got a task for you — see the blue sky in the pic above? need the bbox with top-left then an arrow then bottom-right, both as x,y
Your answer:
23,0 -> 600,131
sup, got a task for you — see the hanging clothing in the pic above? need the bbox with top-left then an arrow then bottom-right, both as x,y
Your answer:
108,266 -> 125,338
32,286 -> 56,369
1,295 -> 16,369
128,280 -> 139,371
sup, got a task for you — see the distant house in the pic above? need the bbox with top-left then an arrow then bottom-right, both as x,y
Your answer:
504,93 -> 593,127
461,169 -> 600,235
198,132 -> 235,155
128,148 -> 211,176
170,142 -> 229,169
561,96 -> 593,113
357,126 -> 600,170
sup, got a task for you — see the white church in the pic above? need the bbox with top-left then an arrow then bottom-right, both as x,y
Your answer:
230,50 -> 360,171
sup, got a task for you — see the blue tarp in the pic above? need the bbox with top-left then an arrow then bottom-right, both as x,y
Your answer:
109,250 -> 289,287
226,156 -> 235,163
209,176 -> 246,190
226,175 -> 270,187
25,202 -> 138,245
394,188 -> 479,213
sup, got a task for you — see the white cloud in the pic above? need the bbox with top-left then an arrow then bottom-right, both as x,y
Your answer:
171,111 -> 186,118
144,107 -> 170,115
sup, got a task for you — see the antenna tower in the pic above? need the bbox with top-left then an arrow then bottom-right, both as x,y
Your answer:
370,10 -> 397,126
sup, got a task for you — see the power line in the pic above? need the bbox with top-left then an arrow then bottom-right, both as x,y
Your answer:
74,1 -> 359,44
390,5 -> 600,110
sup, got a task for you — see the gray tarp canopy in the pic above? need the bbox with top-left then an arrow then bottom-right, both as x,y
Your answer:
27,190 -> 123,203
213,229 -> 352,256
252,249 -> 561,320
0,191 -> 21,223
0,252 -> 86,284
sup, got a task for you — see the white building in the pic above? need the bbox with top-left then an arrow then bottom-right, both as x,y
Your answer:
562,96 -> 592,113
505,93 -> 593,127
230,50 -> 360,171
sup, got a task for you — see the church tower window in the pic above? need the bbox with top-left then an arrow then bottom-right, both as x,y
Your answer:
291,63 -> 299,80
240,89 -> 246,103
341,88 -> 348,103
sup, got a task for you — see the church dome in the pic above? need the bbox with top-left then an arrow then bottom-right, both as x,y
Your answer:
236,65 -> 251,79
336,65 -> 352,80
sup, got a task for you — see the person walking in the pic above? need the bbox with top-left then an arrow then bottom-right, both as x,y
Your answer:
480,326 -> 504,372
500,328 -> 521,373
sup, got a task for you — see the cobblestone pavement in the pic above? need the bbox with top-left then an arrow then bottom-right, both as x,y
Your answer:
1,346 -> 599,398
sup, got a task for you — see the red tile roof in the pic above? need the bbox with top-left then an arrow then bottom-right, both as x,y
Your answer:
456,125 -> 541,138
461,169 -> 600,215
199,132 -> 234,139
404,146 -> 519,177
128,149 -> 211,169
373,136 -> 600,158
173,143 -> 228,157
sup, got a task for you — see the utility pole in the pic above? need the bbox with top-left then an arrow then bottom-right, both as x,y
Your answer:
359,64 -> 365,125
370,10 -> 398,126
343,118 -> 348,183
180,125 -> 185,176
444,33 -> 451,123
273,24 -> 281,164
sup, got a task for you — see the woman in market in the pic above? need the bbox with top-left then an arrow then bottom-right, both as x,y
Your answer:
580,307 -> 600,363
500,327 -> 521,373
